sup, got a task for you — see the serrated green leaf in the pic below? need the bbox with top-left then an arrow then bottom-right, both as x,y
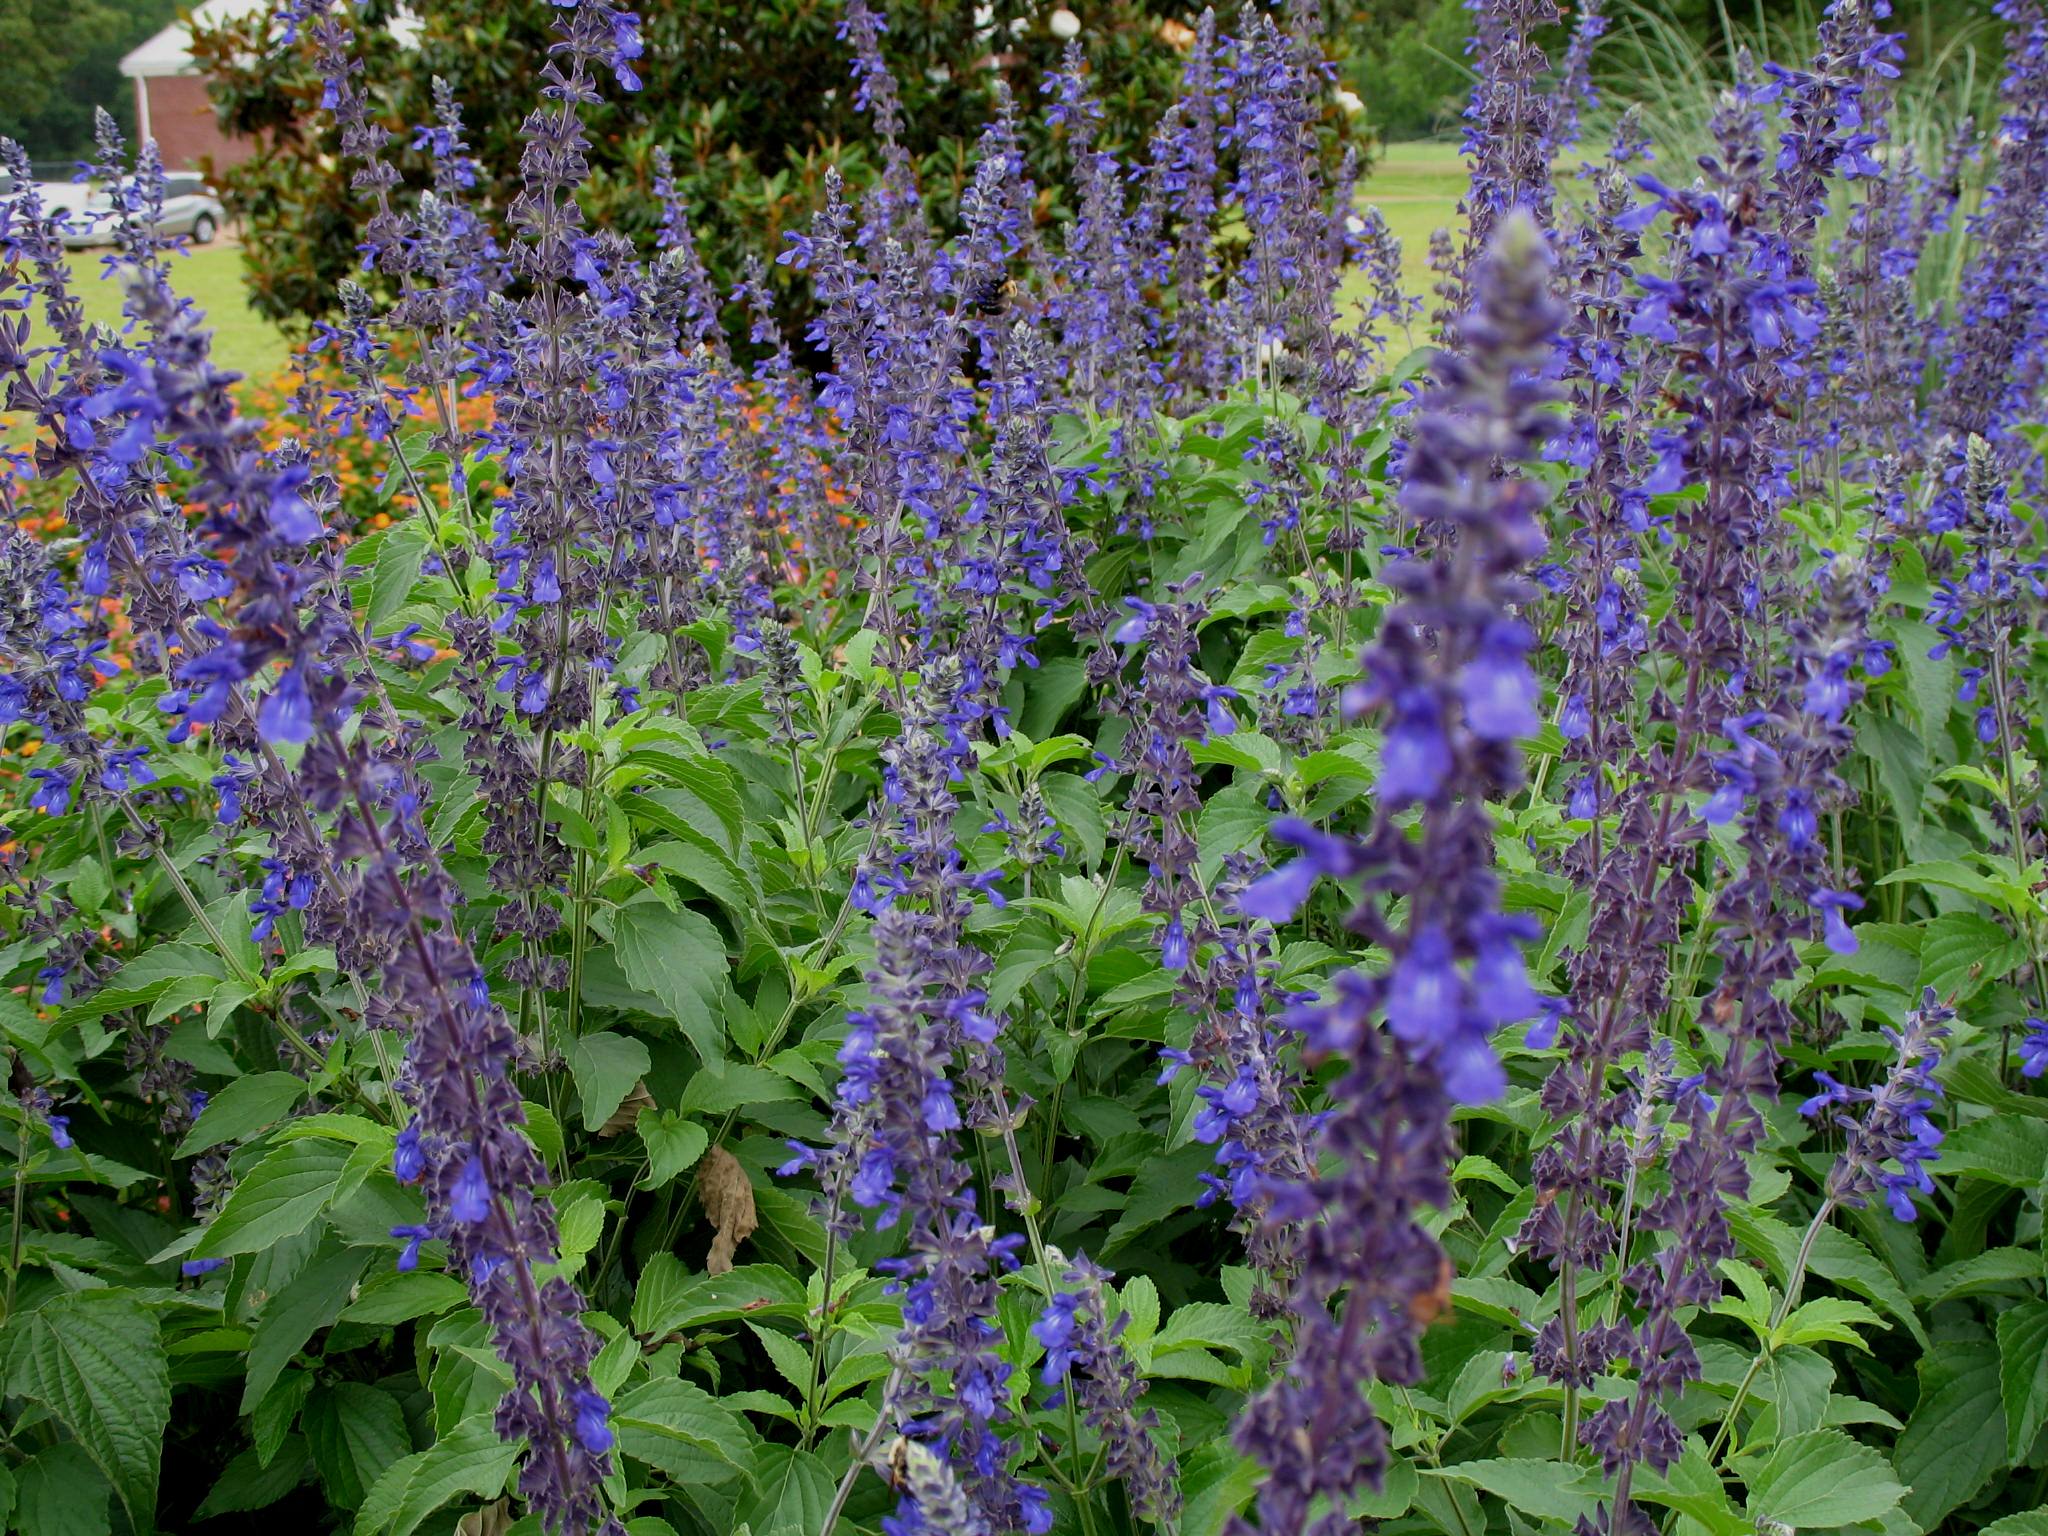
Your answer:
177,1071 -> 307,1156
1911,1245 -> 2042,1305
195,1438 -> 312,1518
243,1244 -> 372,1413
14,1442 -> 111,1536
354,1415 -> 519,1536
1940,1114 -> 2048,1187
1631,1436 -> 1747,1535
1896,1343 -> 2005,1530
4,1290 -> 169,1529
611,1378 -> 753,1485
1774,1296 -> 1885,1351
1746,1428 -> 1904,1529
191,1138 -> 352,1258
305,1382 -> 411,1509
1999,1302 -> 2048,1466
637,1110 -> 710,1189
341,1269 -> 470,1326
739,1445 -> 834,1536
1429,1459 -> 1605,1525
609,900 -> 729,1066
1918,911 -> 2027,1000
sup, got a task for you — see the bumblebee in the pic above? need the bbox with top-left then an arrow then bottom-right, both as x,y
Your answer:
967,272 -> 1012,318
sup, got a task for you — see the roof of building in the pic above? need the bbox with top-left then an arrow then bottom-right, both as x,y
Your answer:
121,0 -> 418,79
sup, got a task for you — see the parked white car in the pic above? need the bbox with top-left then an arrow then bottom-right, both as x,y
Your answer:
0,172 -> 89,223
61,172 -> 225,249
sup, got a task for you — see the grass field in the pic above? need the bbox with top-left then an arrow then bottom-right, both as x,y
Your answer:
1363,140 -> 1466,291
61,238 -> 291,382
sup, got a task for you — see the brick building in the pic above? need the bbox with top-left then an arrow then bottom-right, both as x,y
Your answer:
118,0 -> 269,173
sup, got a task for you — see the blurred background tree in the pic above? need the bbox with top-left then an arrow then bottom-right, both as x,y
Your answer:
0,0 -> 179,166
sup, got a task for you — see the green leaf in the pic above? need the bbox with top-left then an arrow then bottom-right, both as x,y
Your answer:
1982,1514 -> 2048,1536
1040,773 -> 1106,871
743,1322 -> 815,1394
632,1258 -> 805,1336
354,1415 -> 519,1536
609,901 -> 729,1065
243,1244 -> 372,1413
1940,1114 -> 2048,1187
1429,1459 -> 1604,1525
14,1442 -> 111,1536
1179,1441 -> 1261,1536
251,1370 -> 314,1466
637,1110 -> 710,1189
611,1379 -> 753,1485
1631,1437 -> 1746,1536
1103,1143 -> 1216,1253
1759,1344 -> 1835,1443
738,1445 -> 834,1536
677,1063 -> 801,1117
367,527 -> 429,630
196,1439 -> 312,1518
4,1290 -> 170,1530
1019,656 -> 1089,740
1896,1343 -> 2006,1530
1919,912 -> 2027,1001
191,1138 -> 352,1258
1911,1245 -> 2042,1305
177,1071 -> 308,1156
1999,1302 -> 2048,1466
1774,1296 -> 1885,1351
342,1269 -> 471,1327
305,1382 -> 412,1510
58,944 -> 224,1026
571,1030 -> 652,1132
1745,1429 -> 1905,1529
1804,1223 -> 1928,1348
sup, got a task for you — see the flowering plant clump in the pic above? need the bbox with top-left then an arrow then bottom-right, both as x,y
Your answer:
3,3 -> 2048,1536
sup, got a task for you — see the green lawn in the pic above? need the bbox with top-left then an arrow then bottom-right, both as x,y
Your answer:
61,239 -> 293,383
1364,139 -> 1467,291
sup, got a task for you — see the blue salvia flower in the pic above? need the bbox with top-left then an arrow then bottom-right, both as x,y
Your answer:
1940,0 -> 2048,442
1440,0 -> 1563,330
89,270 -> 622,1536
1031,1254 -> 1179,1524
1227,214 -> 1561,1536
1801,988 -> 1952,1220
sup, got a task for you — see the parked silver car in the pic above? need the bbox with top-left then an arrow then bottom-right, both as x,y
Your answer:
62,173 -> 225,249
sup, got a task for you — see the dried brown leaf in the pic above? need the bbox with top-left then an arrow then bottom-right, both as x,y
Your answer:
598,1080 -> 656,1138
700,1144 -> 758,1275
456,1499 -> 513,1536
